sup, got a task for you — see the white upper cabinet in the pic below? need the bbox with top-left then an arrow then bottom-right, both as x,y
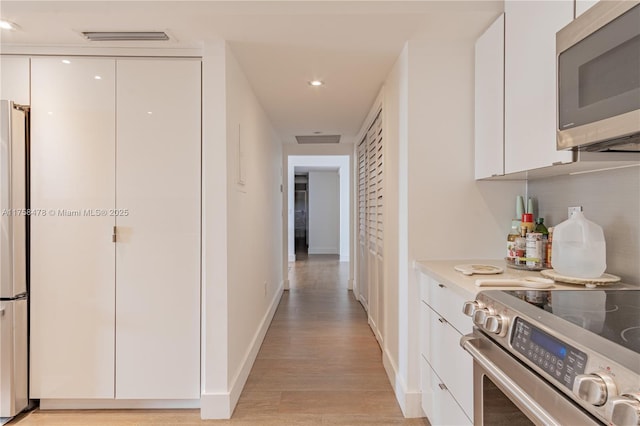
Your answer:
475,14 -> 505,179
0,56 -> 30,105
30,57 -> 117,399
504,0 -> 574,174
115,58 -> 201,399
576,0 -> 599,17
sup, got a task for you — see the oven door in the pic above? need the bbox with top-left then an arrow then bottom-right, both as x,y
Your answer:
461,330 -> 602,426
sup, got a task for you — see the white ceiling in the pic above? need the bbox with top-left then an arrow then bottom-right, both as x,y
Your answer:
0,1 -> 502,145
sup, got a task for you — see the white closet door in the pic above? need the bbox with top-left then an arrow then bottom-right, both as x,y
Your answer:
115,59 -> 201,399
30,57 -> 116,398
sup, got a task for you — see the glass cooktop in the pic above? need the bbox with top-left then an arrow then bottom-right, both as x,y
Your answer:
505,289 -> 640,354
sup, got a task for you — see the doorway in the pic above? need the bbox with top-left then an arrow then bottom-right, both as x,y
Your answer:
285,155 -> 352,290
294,174 -> 309,259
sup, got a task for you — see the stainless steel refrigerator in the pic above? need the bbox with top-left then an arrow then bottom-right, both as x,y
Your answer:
0,100 -> 29,420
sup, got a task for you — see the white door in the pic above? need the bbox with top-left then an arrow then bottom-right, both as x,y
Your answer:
114,59 -> 201,399
30,57 -> 116,398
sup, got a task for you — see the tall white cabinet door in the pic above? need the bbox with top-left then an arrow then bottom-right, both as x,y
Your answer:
115,59 -> 201,399
30,57 -> 116,398
0,56 -> 30,105
475,14 -> 505,179
504,1 -> 574,174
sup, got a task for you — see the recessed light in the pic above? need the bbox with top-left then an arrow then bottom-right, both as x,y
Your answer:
62,59 -> 71,64
94,75 -> 102,80
0,20 -> 18,30
147,111 -> 153,115
308,80 -> 324,87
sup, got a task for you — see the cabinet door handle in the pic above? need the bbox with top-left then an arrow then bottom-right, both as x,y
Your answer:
438,317 -> 448,325
112,226 -> 117,243
438,283 -> 445,288
438,383 -> 448,391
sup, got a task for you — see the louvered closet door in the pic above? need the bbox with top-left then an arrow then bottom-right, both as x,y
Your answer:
357,109 -> 383,341
357,137 -> 369,307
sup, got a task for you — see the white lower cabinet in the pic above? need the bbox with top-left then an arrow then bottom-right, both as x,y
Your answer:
30,57 -> 201,402
419,274 -> 473,425
421,357 -> 472,426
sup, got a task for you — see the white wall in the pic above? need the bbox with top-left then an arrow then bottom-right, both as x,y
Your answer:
308,171 -> 340,255
201,41 -> 283,419
365,39 -> 526,417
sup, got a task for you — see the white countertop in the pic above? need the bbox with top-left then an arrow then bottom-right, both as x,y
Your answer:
414,259 -> 636,301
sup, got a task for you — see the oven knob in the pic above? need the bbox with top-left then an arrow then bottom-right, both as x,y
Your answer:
462,301 -> 484,317
609,393 -> 640,426
473,308 -> 491,326
484,314 -> 506,334
573,373 -> 617,407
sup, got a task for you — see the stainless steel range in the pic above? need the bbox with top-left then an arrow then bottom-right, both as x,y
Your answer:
460,289 -> 640,425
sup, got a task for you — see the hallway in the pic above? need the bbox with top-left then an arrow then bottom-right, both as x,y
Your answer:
226,254 -> 428,424
13,255 -> 428,425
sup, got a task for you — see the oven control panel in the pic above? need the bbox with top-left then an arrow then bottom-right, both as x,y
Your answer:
511,317 -> 587,390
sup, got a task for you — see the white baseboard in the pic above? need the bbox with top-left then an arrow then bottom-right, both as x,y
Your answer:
308,247 -> 338,255
357,294 -> 369,313
382,349 -> 424,418
39,399 -> 200,410
348,278 -> 354,290
199,392 -> 232,419
200,282 -> 284,419
288,254 -> 296,262
368,316 -> 383,347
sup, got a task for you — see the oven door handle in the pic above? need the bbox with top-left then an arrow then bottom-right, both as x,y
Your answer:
461,334 -> 562,426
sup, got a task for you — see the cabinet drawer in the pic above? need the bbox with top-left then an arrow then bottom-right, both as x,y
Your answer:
425,307 -> 473,419
425,277 -> 472,334
420,301 -> 430,357
421,357 -> 472,426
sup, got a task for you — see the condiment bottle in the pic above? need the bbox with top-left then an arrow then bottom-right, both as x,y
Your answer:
521,213 -> 534,234
515,225 -> 527,265
535,218 -> 549,268
546,227 -> 553,268
535,217 -> 548,236
506,220 -> 520,263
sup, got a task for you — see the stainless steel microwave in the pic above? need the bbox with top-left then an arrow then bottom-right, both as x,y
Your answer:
557,1 -> 640,152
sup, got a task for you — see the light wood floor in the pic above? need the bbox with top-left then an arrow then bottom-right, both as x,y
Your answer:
14,255 -> 429,425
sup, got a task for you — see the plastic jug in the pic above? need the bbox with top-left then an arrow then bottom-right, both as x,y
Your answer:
551,211 -> 606,278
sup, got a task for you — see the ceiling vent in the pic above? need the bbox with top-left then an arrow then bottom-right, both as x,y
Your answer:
295,135 -> 341,144
82,31 -> 170,41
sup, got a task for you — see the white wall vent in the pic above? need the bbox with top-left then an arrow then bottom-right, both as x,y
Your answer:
82,32 -> 170,41
295,135 -> 341,144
